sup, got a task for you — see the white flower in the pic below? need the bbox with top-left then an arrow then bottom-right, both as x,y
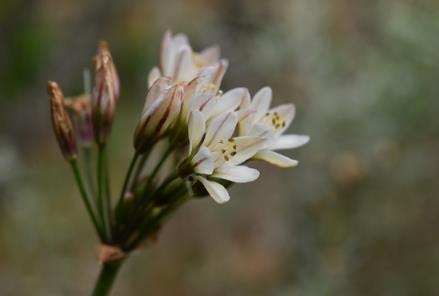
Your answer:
239,87 -> 309,167
148,31 -> 221,86
179,60 -> 229,123
186,110 -> 268,203
134,77 -> 184,152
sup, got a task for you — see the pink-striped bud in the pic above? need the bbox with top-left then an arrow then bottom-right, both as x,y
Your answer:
92,41 -> 120,144
48,81 -> 78,160
134,78 -> 183,153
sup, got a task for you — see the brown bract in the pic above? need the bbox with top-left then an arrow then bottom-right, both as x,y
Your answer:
96,244 -> 126,264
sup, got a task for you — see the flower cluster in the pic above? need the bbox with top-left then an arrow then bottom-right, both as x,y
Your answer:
47,32 -> 308,267
135,31 -> 309,203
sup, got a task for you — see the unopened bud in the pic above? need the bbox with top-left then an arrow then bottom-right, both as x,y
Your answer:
134,78 -> 183,153
47,81 -> 78,160
65,94 -> 93,147
92,41 -> 120,144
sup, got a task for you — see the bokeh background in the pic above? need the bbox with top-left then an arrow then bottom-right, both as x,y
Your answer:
1,0 -> 439,295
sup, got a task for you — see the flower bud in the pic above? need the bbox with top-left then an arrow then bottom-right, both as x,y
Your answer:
47,81 -> 78,160
134,78 -> 183,153
92,41 -> 120,144
65,94 -> 93,147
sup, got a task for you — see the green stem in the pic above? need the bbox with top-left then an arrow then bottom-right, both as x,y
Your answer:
83,147 -> 96,197
97,143 -> 111,241
147,144 -> 173,187
69,160 -> 104,240
125,192 -> 189,250
92,261 -> 124,296
115,152 -> 140,212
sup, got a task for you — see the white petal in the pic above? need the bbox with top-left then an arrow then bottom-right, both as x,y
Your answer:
269,104 -> 296,134
188,110 -> 206,154
272,135 -> 309,150
254,150 -> 298,168
192,147 -> 214,175
238,109 -> 255,136
229,136 -> 269,165
143,77 -> 171,112
174,46 -> 197,82
202,87 -> 249,119
161,85 -> 183,131
199,45 -> 220,65
148,67 -> 161,88
212,59 -> 228,87
196,176 -> 230,204
171,33 -> 190,48
196,60 -> 227,90
213,164 -> 260,183
251,87 -> 272,122
160,30 -> 173,76
203,112 -> 238,147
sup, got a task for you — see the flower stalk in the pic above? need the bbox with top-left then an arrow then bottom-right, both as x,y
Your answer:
92,261 -> 124,296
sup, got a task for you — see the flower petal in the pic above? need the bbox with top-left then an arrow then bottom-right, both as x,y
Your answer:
251,87 -> 272,122
229,136 -> 270,165
161,85 -> 183,132
160,30 -> 173,76
203,112 -> 238,147
214,164 -> 260,183
199,45 -> 220,65
202,87 -> 249,119
188,110 -> 206,154
269,104 -> 296,134
174,46 -> 198,82
254,150 -> 298,168
196,176 -> 230,204
143,77 -> 171,112
192,147 -> 214,175
148,67 -> 162,88
272,134 -> 310,150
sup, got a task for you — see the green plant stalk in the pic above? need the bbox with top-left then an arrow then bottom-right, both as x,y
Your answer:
97,143 -> 111,241
104,147 -> 113,238
118,146 -> 175,239
148,144 -> 173,183
69,159 -> 104,240
83,146 -> 96,196
115,152 -> 140,216
125,191 -> 189,250
92,260 -> 124,296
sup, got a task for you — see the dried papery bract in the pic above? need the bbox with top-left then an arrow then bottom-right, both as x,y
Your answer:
93,41 -> 120,144
48,81 -> 78,160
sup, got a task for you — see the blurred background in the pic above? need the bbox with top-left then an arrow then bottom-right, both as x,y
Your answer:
1,0 -> 439,295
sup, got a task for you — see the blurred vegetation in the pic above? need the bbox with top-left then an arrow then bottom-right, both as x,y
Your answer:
1,0 -> 439,295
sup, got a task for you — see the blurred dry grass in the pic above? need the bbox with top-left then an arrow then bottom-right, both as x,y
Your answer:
1,0 -> 439,295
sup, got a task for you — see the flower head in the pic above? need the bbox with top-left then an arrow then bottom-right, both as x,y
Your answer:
47,81 -> 78,160
148,31 -> 221,86
239,87 -> 309,167
92,41 -> 120,144
183,110 -> 268,203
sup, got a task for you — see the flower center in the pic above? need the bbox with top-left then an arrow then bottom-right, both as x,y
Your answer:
264,111 -> 286,130
216,139 -> 238,161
